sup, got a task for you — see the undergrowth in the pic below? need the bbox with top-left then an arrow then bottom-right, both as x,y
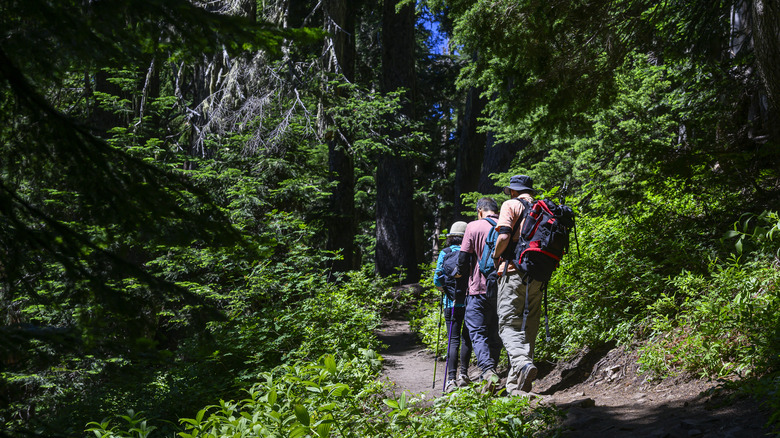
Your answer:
85,352 -> 563,438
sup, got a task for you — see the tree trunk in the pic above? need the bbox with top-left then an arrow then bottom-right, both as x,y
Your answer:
453,86 -> 488,220
478,137 -> 526,194
376,156 -> 418,281
324,0 -> 358,273
89,69 -> 126,135
752,0 -> 780,117
376,0 -> 419,282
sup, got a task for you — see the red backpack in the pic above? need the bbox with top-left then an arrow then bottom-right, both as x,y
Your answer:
507,198 -> 575,282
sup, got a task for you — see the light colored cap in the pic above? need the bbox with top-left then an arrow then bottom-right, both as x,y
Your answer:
447,221 -> 468,236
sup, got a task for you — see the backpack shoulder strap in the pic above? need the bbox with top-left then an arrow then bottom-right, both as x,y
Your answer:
506,198 -> 533,273
515,197 -> 532,210
510,197 -> 533,236
483,217 -> 497,227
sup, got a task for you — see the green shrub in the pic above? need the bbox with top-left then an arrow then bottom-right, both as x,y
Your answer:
407,389 -> 563,438
85,352 -> 562,438
637,210 -> 780,380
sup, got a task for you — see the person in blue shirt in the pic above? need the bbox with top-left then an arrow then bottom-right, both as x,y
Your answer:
434,221 -> 473,392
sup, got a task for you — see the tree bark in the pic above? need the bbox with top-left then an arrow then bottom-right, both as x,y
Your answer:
89,69 -> 126,135
376,156 -> 418,280
479,137 -> 526,194
324,0 -> 358,273
376,0 -> 419,282
752,0 -> 780,117
453,86 -> 488,221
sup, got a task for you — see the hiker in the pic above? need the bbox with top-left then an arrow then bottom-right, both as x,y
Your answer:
433,221 -> 472,392
492,175 -> 543,396
454,197 -> 503,390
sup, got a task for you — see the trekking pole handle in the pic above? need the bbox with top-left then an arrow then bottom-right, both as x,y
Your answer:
560,182 -> 568,206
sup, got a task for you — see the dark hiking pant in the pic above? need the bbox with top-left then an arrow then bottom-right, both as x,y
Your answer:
445,305 -> 471,380
465,293 -> 502,374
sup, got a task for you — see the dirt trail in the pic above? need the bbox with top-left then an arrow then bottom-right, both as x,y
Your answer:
376,318 -> 774,437
375,319 -> 444,399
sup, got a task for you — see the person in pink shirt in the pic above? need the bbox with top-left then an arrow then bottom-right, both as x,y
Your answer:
455,197 -> 503,390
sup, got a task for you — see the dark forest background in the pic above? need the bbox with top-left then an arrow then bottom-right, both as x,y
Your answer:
2,0 -> 780,436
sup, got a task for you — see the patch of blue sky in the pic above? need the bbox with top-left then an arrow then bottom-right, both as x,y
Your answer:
419,4 -> 449,56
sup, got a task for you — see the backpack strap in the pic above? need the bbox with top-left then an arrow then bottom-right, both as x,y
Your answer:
520,273 -> 531,332
519,275 -> 550,342
437,246 -> 453,284
543,281 -> 550,342
483,216 -> 498,257
509,197 -> 533,273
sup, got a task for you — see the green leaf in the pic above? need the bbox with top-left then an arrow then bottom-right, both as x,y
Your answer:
293,404 -> 310,427
265,411 -> 282,423
316,421 -> 332,438
328,384 -> 350,398
267,389 -> 278,405
323,355 -> 337,373
290,425 -> 309,438
305,384 -> 323,393
723,230 -> 741,239
398,392 -> 407,410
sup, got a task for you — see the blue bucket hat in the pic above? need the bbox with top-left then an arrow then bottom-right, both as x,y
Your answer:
503,175 -> 536,196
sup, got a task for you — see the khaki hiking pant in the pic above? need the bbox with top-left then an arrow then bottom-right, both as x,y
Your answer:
497,271 -> 543,394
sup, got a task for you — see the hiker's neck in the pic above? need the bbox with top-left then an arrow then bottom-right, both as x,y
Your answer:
478,210 -> 498,219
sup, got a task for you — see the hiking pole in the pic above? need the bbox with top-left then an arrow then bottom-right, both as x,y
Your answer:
543,282 -> 551,342
560,182 -> 568,206
442,304 -> 457,392
560,181 -> 581,257
432,293 -> 444,388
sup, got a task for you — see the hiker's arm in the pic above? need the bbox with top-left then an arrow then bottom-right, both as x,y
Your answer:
434,271 -> 444,290
454,251 -> 472,278
433,250 -> 446,288
494,199 -> 521,259
493,229 -> 512,259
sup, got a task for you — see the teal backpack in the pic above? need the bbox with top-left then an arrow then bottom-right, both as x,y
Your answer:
477,217 -> 499,276
476,217 -> 499,298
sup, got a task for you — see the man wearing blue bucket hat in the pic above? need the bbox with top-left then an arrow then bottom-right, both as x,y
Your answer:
492,175 -> 544,396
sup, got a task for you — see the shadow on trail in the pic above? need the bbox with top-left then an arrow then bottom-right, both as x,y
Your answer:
376,329 -> 421,355
537,341 -> 616,395
552,390 -> 769,437
531,342 -> 771,437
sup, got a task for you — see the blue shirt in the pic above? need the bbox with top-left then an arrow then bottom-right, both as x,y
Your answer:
434,244 -> 465,308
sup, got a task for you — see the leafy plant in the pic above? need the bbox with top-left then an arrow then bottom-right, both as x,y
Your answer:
724,211 -> 780,258
84,352 -> 562,438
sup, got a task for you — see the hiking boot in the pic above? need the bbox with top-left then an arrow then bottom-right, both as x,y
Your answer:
444,379 -> 458,393
456,373 -> 471,387
480,369 -> 501,395
518,363 -> 538,393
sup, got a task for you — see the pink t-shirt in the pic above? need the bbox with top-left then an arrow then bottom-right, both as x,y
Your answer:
460,214 -> 499,295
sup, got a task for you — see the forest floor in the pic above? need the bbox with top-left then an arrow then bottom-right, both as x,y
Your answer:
376,316 -> 775,437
